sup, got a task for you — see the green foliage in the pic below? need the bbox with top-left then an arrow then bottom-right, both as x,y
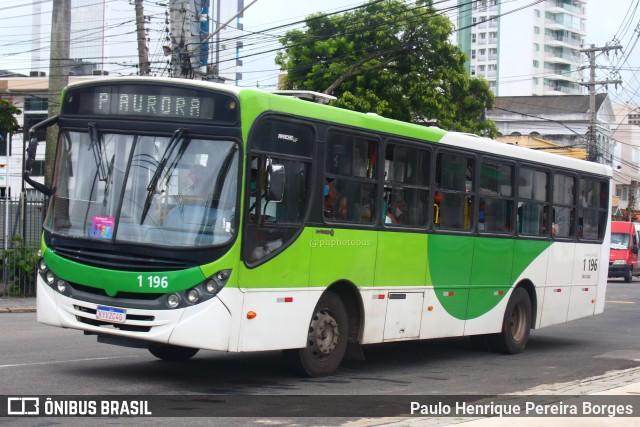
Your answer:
1,235 -> 38,296
0,98 -> 21,140
275,0 -> 497,137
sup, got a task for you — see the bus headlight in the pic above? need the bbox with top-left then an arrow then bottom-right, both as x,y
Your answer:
186,289 -> 200,304
167,293 -> 181,308
613,260 -> 626,265
56,280 -> 67,293
45,271 -> 55,285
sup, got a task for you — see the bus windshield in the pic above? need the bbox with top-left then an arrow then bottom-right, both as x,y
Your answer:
610,232 -> 630,250
45,129 -> 239,247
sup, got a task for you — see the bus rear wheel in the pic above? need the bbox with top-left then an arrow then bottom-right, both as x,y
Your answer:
149,344 -> 199,361
283,291 -> 348,377
490,287 -> 532,355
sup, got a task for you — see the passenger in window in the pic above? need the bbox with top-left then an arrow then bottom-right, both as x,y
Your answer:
478,200 -> 486,231
393,197 -> 406,224
434,190 -> 442,226
360,183 -> 374,222
336,195 -> 349,220
385,205 -> 398,224
323,178 -> 335,218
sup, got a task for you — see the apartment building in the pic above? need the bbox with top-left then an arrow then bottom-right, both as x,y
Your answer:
456,0 -> 586,96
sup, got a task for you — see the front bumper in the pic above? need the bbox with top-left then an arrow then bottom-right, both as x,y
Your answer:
36,277 -> 238,351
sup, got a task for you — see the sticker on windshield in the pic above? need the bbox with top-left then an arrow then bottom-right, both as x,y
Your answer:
90,216 -> 115,239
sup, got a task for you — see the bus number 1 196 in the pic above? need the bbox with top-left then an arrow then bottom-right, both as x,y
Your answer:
138,275 -> 169,288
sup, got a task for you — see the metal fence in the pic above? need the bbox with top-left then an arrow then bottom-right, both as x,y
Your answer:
0,196 -> 45,298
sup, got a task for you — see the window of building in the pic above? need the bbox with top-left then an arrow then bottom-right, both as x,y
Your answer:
472,34 -> 477,43
616,184 -> 629,202
24,97 -> 48,111
534,26 -> 540,35
533,60 -> 539,68
632,147 -> 640,166
471,49 -> 476,59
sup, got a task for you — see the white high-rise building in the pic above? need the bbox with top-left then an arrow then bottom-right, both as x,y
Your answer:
456,0 -> 586,96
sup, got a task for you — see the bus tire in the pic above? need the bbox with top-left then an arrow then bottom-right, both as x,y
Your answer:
490,287 -> 532,355
624,269 -> 633,283
283,291 -> 348,377
149,344 -> 199,361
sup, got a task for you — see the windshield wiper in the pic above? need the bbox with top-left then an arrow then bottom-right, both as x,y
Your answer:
88,122 -> 109,181
140,128 -> 188,224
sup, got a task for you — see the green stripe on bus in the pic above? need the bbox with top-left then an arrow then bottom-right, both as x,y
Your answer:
428,235 -> 549,319
43,249 -> 206,297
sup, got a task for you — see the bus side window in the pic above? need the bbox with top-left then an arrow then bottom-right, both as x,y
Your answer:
325,132 -> 377,224
384,142 -> 430,227
435,152 -> 474,231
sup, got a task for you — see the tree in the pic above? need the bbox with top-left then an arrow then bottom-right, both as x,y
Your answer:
0,98 -> 21,144
275,0 -> 497,137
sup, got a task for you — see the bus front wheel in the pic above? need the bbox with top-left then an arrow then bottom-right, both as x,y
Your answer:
149,344 -> 199,361
283,291 -> 348,377
491,287 -> 532,355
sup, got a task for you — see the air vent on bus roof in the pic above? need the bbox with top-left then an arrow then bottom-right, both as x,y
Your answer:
271,90 -> 336,104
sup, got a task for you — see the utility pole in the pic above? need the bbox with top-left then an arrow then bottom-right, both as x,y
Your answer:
45,0 -> 70,188
579,44 -> 622,163
135,0 -> 150,75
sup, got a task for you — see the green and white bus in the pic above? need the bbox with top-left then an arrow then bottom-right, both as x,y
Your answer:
27,77 -> 611,377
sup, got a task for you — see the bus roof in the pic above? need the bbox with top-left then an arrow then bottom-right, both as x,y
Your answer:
64,76 -> 612,178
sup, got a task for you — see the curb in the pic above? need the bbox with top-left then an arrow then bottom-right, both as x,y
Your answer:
0,307 -> 37,313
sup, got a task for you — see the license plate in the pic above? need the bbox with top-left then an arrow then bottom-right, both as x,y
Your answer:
96,306 -> 126,324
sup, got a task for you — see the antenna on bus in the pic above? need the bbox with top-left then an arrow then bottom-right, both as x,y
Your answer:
271,90 -> 337,105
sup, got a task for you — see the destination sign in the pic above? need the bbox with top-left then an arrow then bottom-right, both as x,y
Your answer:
62,83 -> 238,124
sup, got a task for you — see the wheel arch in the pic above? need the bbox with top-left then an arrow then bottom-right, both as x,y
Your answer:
325,280 -> 364,344
514,279 -> 537,329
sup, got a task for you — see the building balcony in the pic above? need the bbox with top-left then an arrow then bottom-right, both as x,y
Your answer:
545,34 -> 582,48
547,1 -> 585,17
545,19 -> 586,36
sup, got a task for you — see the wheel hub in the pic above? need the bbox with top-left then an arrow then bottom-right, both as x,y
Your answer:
309,309 -> 340,356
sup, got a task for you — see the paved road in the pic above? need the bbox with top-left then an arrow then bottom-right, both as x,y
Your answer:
1,280 -> 639,426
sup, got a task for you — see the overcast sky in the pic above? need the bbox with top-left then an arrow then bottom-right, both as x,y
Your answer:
0,0 -> 638,102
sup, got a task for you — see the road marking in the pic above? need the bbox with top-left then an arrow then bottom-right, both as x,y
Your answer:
606,300 -> 636,304
0,356 -> 139,369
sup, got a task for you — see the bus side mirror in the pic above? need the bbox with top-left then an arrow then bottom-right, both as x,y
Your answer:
265,159 -> 285,202
23,115 -> 58,196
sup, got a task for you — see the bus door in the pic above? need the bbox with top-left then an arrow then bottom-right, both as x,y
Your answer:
236,118 -> 315,351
